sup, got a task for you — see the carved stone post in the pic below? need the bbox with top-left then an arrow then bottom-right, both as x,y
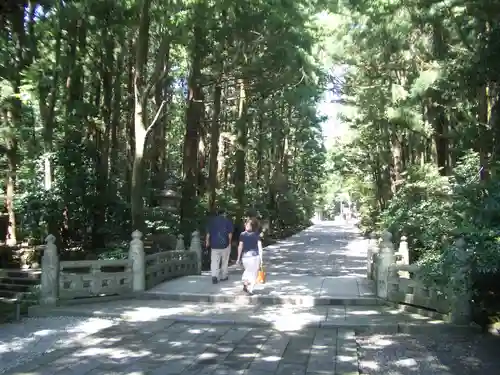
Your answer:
397,236 -> 410,278
90,263 -> 101,295
175,234 -> 185,251
190,231 -> 202,274
367,233 -> 378,279
449,238 -> 472,324
40,234 -> 59,306
376,231 -> 394,299
129,230 -> 145,292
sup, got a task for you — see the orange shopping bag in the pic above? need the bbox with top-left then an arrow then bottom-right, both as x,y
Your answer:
256,264 -> 266,284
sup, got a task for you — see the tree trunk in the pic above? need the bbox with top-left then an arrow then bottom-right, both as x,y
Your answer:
109,29 -> 126,200
150,34 -> 171,200
125,32 -> 135,202
180,5 -> 205,234
131,0 -> 152,231
92,27 -> 114,249
234,79 -> 248,224
3,4 -> 30,246
478,84 -> 491,179
256,111 -> 264,180
39,1 -> 62,191
208,83 -> 222,213
431,21 -> 449,176
390,131 -> 402,193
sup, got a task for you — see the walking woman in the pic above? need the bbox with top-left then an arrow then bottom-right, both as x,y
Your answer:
237,218 -> 263,296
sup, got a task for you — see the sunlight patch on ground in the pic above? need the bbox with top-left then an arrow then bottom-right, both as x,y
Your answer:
394,358 -> 418,367
0,317 -> 115,356
75,347 -> 151,359
361,360 -> 379,370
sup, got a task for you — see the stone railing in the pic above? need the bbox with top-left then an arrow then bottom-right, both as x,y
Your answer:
59,258 -> 133,300
145,232 -> 201,289
40,230 -> 203,306
368,231 -> 472,324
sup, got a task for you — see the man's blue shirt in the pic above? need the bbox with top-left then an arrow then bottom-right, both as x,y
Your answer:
207,215 -> 233,249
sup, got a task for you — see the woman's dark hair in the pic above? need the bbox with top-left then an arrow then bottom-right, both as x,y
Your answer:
245,217 -> 259,232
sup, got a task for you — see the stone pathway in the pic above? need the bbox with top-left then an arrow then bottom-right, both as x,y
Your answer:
28,299 -> 443,331
259,222 -> 366,277
2,319 -> 500,375
145,222 -> 375,304
0,316 -> 116,374
357,331 -> 500,375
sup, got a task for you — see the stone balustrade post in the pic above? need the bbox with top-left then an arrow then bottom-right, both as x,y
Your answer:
175,234 -> 185,251
90,263 -> 101,295
40,234 -> 59,306
129,230 -> 145,292
367,233 -> 378,279
449,238 -> 472,325
190,230 -> 202,274
376,230 -> 394,299
397,235 -> 410,278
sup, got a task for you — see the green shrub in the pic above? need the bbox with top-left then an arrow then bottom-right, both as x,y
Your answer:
379,151 -> 500,282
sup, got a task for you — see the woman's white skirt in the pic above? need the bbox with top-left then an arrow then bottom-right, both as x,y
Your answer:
242,254 -> 260,289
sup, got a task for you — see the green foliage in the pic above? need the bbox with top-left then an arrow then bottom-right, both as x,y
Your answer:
323,0 -> 500,273
381,153 -> 500,279
316,0 -> 500,321
380,164 -> 452,261
0,0 -> 329,263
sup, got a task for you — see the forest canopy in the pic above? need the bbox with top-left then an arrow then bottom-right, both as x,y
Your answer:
322,0 -> 500,280
0,0 -> 334,263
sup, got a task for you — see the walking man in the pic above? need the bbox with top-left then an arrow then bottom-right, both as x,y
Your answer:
206,208 -> 233,284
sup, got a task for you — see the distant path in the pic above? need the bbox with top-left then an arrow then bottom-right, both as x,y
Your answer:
263,221 -> 368,277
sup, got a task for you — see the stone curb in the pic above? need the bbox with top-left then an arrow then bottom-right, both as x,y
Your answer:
28,306 -> 480,335
136,292 -> 381,306
384,301 -> 448,321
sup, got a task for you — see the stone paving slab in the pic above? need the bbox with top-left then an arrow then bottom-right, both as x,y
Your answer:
2,319 -> 498,375
357,331 -> 500,375
27,299 -> 470,334
3,320 -> 357,375
0,316 -> 117,374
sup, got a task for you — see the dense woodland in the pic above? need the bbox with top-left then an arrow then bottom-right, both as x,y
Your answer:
1,0 -> 500,323
3,0 -> 500,309
321,0 -> 500,315
0,0 -> 332,264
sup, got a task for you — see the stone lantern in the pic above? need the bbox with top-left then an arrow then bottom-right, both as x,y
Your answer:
155,178 -> 181,212
148,178 -> 181,250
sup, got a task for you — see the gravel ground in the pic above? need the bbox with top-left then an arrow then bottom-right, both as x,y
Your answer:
357,331 -> 500,375
0,316 -> 117,374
